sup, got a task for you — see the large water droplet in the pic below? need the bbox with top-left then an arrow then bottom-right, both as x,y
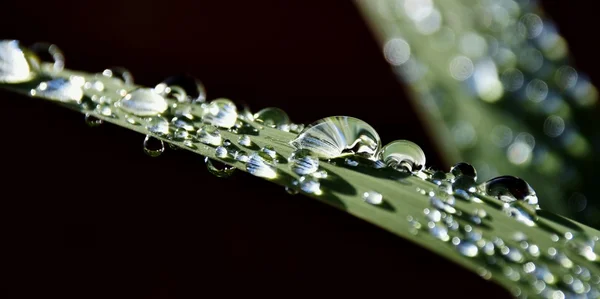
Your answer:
143,135 -> 164,157
215,146 -> 228,159
31,78 -> 84,103
197,125 -> 222,146
290,116 -> 381,160
146,116 -> 170,136
363,191 -> 383,205
85,113 -> 103,127
0,40 -> 34,83
289,149 -> 319,175
118,88 -> 168,116
479,176 -> 539,206
202,98 -> 238,129
381,140 -> 426,172
254,107 -> 291,130
450,162 -> 477,181
205,157 -> 235,178
246,152 -> 277,179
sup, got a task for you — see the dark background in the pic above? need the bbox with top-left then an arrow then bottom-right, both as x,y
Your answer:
0,1 -> 595,297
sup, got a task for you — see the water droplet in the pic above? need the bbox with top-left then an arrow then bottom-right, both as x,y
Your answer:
215,146 -> 228,159
479,176 -> 539,206
31,78 -> 84,103
197,125 -> 222,146
154,74 -> 206,103
246,152 -> 277,179
381,140 -> 426,172
202,98 -> 238,129
173,128 -> 189,140
363,191 -> 383,205
450,162 -> 477,181
431,171 -> 447,184
238,135 -> 252,147
171,116 -> 195,131
289,123 -> 305,134
85,113 -> 103,127
0,40 -> 35,83
205,157 -> 235,178
285,186 -> 299,195
457,241 -> 479,257
143,135 -> 164,157
254,107 -> 291,130
290,116 -> 381,160
296,176 -> 321,195
429,223 -> 450,242
289,149 -> 319,175
146,116 -> 170,136
96,104 -> 114,118
261,145 -> 277,159
118,88 -> 168,116
452,176 -> 477,194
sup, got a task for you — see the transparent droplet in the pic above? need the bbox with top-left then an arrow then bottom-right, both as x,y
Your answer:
238,135 -> 252,147
503,203 -> 537,227
381,140 -> 426,172
84,113 -> 103,127
118,88 -> 168,117
431,171 -> 447,185
173,128 -> 189,140
450,162 -> 477,181
254,107 -> 291,130
102,67 -> 134,85
296,176 -> 321,195
289,149 -> 319,175
197,125 -> 222,146
479,176 -> 539,206
429,223 -> 450,242
31,78 -> 84,103
290,116 -> 381,160
363,191 -> 383,205
143,135 -> 164,157
205,157 -> 235,178
215,146 -> 228,159
543,115 -> 565,138
0,40 -> 35,83
246,152 -> 277,179
202,98 -> 238,129
261,145 -> 277,159
285,186 -> 299,195
457,241 -> 479,257
154,74 -> 206,103
146,116 -> 170,136
171,116 -> 195,131
555,66 -> 578,90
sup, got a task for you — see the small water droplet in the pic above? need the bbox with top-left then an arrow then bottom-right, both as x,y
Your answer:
289,123 -> 305,134
0,40 -> 35,83
197,125 -> 222,146
118,88 -> 168,117
171,116 -> 195,131
85,113 -> 103,127
205,157 -> 235,178
246,152 -> 277,179
285,186 -> 299,195
146,116 -> 170,136
173,128 -> 190,140
155,74 -> 206,103
96,104 -> 114,118
289,149 -> 319,175
363,191 -> 383,205
32,78 -> 84,103
143,135 -> 164,157
429,223 -> 450,242
202,98 -> 238,129
102,67 -> 134,85
295,176 -> 321,195
238,135 -> 252,147
479,176 -> 539,206
381,140 -> 426,172
431,171 -> 447,185
345,158 -> 359,167
261,145 -> 277,159
503,202 -> 537,227
450,162 -> 477,181
254,107 -> 291,130
290,116 -> 381,160
215,146 -> 228,159
457,241 -> 479,257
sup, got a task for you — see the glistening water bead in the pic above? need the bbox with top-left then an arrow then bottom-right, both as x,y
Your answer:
363,191 -> 383,205
118,88 -> 168,116
205,157 -> 236,178
289,149 -> 319,175
450,162 -> 477,181
0,40 -> 34,83
290,116 -> 381,160
253,107 -> 291,130
32,78 -> 84,103
201,98 -> 238,129
380,140 -> 426,172
197,125 -> 222,146
246,152 -> 277,179
479,176 -> 539,206
143,135 -> 164,157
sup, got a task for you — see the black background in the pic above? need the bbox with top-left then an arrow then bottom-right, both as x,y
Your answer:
0,1 -> 596,298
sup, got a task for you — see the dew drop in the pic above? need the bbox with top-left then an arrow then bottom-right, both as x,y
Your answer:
290,116 -> 381,160
296,176 -> 321,195
261,145 -> 277,159
215,146 -> 228,159
205,157 -> 235,178
173,128 -> 190,140
429,223 -> 450,242
363,191 -> 383,205
381,140 -> 426,172
479,176 -> 539,206
146,116 -> 170,136
431,171 -> 447,184
143,135 -> 164,157
503,203 -> 537,227
196,125 -> 222,146
246,152 -> 277,179
238,135 -> 252,147
85,113 -> 103,127
289,149 -> 319,175
450,162 -> 477,181
155,74 -> 206,103
31,78 -> 84,103
118,88 -> 168,117
202,98 -> 238,129
102,67 -> 134,85
457,241 -> 479,257
285,186 -> 299,195
0,40 -> 34,83
254,107 -> 291,130
171,116 -> 195,131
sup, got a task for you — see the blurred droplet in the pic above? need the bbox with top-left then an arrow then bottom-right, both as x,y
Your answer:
543,115 -> 565,138
384,38 -> 411,66
449,56 -> 474,81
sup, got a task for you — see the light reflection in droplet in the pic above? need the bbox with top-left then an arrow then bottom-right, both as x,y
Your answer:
449,56 -> 474,81
555,66 -> 578,90
543,115 -> 565,138
507,141 -> 533,165
415,8 -> 442,35
384,38 -> 411,66
526,79 -> 549,102
518,13 -> 544,39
